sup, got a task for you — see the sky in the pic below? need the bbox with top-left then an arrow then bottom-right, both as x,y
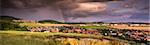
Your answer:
1,0 -> 149,22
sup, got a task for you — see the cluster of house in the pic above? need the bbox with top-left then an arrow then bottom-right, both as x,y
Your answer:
27,26 -> 99,35
98,29 -> 150,42
26,25 -> 150,42
23,22 -> 149,42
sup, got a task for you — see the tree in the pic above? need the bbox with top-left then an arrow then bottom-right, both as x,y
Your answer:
0,16 -> 26,31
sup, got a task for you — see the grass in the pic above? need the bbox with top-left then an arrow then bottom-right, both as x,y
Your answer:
0,31 -> 102,38
19,23 -> 42,27
19,23 -> 71,27
79,26 -> 111,29
0,31 -> 86,45
0,31 -> 132,45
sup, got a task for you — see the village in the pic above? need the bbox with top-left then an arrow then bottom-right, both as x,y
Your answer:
24,23 -> 150,43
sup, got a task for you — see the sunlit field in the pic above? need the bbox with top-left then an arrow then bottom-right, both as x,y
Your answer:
109,26 -> 150,31
0,31 -> 132,45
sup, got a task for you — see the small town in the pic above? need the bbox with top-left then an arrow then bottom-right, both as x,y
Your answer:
25,23 -> 150,42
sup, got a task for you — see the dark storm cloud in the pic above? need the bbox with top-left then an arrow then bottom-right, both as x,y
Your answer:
1,0 -> 98,9
1,0 -> 61,8
1,0 -> 120,20
1,0 -> 90,21
1,0 -> 149,22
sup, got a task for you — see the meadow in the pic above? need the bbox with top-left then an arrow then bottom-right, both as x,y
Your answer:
0,31 -> 132,45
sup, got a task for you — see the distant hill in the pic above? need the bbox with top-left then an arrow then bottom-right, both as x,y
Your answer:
38,20 -> 63,24
38,20 -> 105,24
0,16 -> 21,20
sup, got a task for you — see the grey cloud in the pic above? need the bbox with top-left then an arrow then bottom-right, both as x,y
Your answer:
1,0 -> 149,22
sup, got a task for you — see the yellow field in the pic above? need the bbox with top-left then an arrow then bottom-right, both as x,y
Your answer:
0,31 -> 133,45
19,23 -> 72,27
109,26 -> 150,31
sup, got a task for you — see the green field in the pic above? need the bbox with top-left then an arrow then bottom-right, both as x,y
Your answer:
79,26 -> 111,29
0,31 -> 103,38
0,31 -> 132,45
